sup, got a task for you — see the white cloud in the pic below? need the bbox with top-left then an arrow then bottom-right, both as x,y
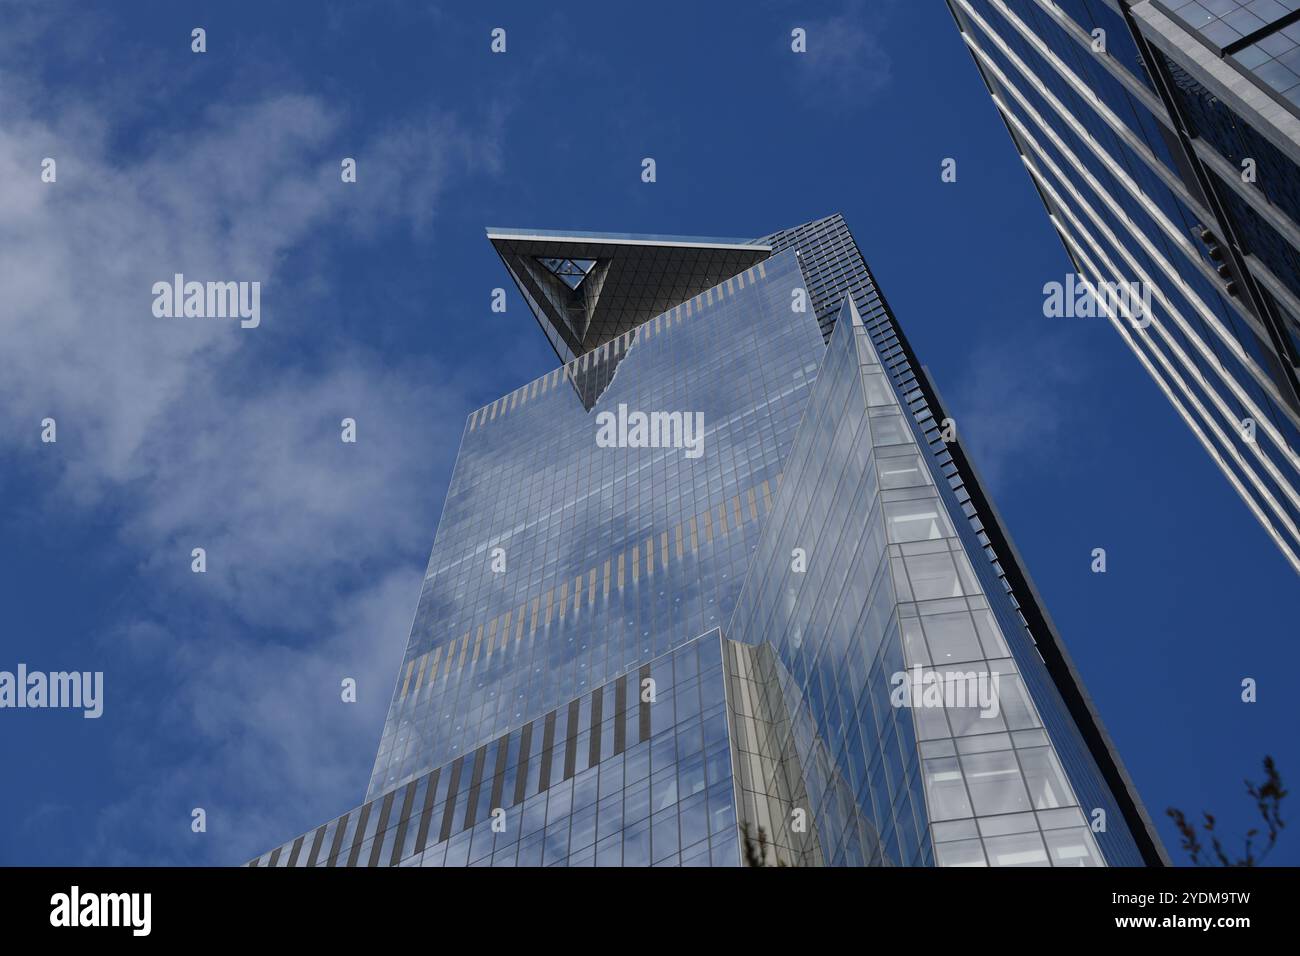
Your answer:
0,22 -> 502,863
945,335 -> 1085,492
83,567 -> 423,865
793,0 -> 895,103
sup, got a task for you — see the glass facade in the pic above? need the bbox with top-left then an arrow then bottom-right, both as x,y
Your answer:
366,248 -> 823,799
252,632 -> 742,868
250,213 -> 1165,867
946,0 -> 1300,575
727,297 -> 1110,867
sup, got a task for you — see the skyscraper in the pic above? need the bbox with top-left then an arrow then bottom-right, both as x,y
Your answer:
249,214 -> 1166,868
945,0 -> 1300,573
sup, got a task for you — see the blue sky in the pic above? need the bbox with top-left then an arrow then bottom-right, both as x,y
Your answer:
0,0 -> 1294,866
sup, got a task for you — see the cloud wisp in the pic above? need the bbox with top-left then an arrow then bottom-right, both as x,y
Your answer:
1,24 -> 501,864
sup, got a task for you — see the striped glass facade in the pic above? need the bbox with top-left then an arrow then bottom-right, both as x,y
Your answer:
946,0 -> 1300,573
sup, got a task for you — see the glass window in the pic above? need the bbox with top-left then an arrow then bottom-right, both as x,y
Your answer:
678,793 -> 710,849
625,780 -> 651,823
678,753 -> 707,798
595,833 -> 621,867
861,370 -> 894,406
651,807 -> 680,862
573,765 -> 599,809
990,670 -> 1040,731
972,608 -> 1010,658
869,411 -> 912,446
623,819 -> 651,867
878,451 -> 929,489
521,792 -> 547,836
597,794 -> 624,841
984,831 -> 1049,868
951,547 -> 980,594
651,767 -> 679,812
960,750 -> 1032,816
708,780 -> 735,835
923,756 -> 974,821
946,693 -> 1006,737
976,811 -> 1038,837
711,829 -> 739,866
921,611 -> 983,664
900,617 -> 930,666
1043,827 -> 1102,867
905,552 -> 963,600
681,838 -> 711,867
884,498 -> 952,542
934,838 -> 987,867
543,821 -> 569,866
569,804 -> 598,851
546,779 -> 573,823
443,830 -> 473,867
912,702 -> 953,741
1037,806 -> 1086,830
1017,747 -> 1073,810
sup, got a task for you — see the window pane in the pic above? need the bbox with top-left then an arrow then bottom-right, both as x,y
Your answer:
862,370 -> 894,406
993,671 -> 1040,730
972,609 -> 1010,658
906,551 -> 963,600
934,838 -> 988,867
869,411 -> 911,445
884,498 -> 952,542
923,756 -> 973,820
878,451 -> 929,489
960,750 -> 1032,815
984,831 -> 1049,867
921,611 -> 983,664
1043,827 -> 1102,867
1017,747 -> 1073,810
901,617 -> 930,666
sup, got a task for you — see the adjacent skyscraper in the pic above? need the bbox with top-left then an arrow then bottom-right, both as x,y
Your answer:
946,0 -> 1300,573
250,214 -> 1166,868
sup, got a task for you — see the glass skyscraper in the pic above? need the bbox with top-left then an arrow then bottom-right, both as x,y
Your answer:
249,214 -> 1166,867
945,0 -> 1300,574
